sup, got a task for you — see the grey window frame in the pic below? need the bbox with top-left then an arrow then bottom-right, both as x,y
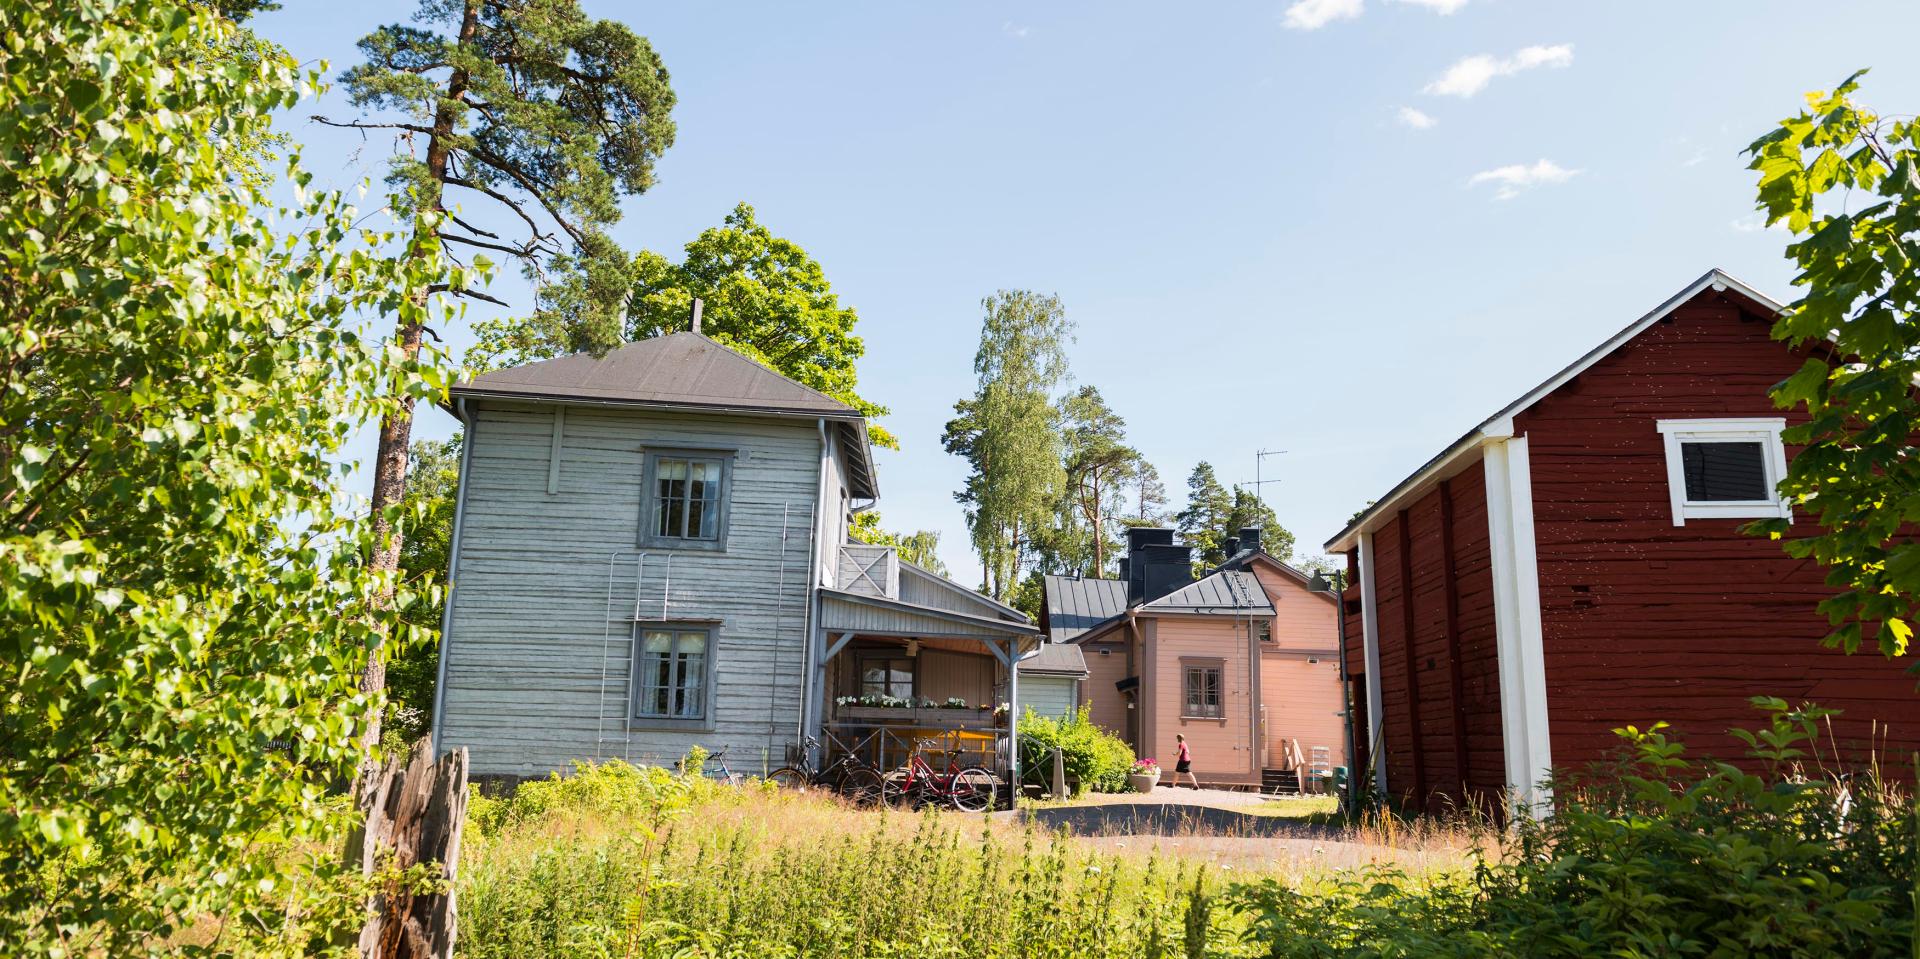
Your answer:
629,621 -> 720,731
1181,659 -> 1225,720
639,448 -> 735,551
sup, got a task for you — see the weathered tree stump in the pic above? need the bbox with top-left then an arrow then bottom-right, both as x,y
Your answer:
348,738 -> 468,959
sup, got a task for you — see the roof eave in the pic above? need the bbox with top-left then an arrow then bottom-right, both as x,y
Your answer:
1322,268 -> 1787,554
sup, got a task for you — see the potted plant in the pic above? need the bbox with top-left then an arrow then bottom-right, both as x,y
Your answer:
1127,758 -> 1160,793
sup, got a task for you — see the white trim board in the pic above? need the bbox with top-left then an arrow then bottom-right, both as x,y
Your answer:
1357,532 -> 1387,796
1483,435 -> 1553,818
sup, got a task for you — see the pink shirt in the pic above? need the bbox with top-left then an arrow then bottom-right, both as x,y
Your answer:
1177,741 -> 1190,762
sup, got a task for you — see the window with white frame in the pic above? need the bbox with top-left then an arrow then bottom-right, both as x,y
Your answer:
1654,418 -> 1790,526
632,624 -> 715,727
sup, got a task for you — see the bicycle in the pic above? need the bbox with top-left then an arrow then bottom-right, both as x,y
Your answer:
891,737 -> 997,812
767,736 -> 889,805
675,747 -> 743,786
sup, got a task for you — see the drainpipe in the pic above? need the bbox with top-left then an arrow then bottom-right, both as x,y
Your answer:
428,397 -> 476,759
796,418 -> 830,749
1332,570 -> 1357,817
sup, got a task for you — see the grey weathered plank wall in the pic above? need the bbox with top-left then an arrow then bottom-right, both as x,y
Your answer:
438,401 -> 827,776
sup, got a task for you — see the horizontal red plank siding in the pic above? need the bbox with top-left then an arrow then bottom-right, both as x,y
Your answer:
1516,290 -> 1920,770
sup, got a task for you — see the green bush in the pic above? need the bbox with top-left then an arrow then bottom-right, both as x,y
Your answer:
1018,705 -> 1136,794
1231,698 -> 1917,958
469,755 -> 738,834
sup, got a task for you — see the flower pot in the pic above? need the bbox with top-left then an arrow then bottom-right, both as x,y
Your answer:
1127,771 -> 1160,793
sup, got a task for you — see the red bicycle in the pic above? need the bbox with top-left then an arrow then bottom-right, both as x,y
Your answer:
891,738 -> 997,811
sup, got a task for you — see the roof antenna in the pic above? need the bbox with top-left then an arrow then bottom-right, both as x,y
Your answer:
690,297 -> 704,334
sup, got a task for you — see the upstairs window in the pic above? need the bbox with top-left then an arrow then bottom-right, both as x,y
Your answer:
642,451 -> 731,548
1182,661 -> 1224,719
1655,419 -> 1790,526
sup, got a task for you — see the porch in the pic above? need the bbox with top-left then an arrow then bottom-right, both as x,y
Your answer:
808,544 -> 1039,780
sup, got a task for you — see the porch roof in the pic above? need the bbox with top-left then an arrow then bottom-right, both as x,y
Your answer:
819,588 -> 1039,641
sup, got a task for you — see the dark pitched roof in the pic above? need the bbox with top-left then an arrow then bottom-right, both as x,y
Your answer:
452,331 -> 875,497
1018,642 -> 1090,677
1141,571 -> 1274,615
1215,550 -> 1339,606
1042,575 -> 1128,642
454,331 -> 858,416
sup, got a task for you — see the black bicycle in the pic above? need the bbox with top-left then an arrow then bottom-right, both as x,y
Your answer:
768,736 -> 889,805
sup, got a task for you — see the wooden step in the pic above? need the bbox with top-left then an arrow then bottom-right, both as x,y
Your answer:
1261,768 -> 1301,795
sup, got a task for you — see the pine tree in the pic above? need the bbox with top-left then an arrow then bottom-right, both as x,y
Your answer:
1060,386 -> 1140,576
325,0 -> 676,757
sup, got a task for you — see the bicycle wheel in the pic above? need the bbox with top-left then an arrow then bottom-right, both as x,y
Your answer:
949,767 -> 997,812
837,767 -> 886,806
767,766 -> 812,792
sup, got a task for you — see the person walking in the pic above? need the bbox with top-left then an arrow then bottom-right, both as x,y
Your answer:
1172,733 -> 1197,789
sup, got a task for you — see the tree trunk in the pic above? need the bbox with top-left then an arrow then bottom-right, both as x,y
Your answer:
1090,470 -> 1104,576
350,738 -> 469,959
356,0 -> 482,775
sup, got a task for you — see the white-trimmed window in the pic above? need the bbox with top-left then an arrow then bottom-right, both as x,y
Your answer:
1181,660 -> 1225,719
1654,418 -> 1790,527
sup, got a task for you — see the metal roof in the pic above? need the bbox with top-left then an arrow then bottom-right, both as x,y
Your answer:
453,331 -> 876,498
1141,570 -> 1274,615
1324,268 -> 1786,553
1042,575 -> 1128,641
1215,550 -> 1339,606
1017,642 -> 1090,677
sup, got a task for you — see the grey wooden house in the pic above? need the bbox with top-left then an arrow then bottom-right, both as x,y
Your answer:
428,329 -> 1038,782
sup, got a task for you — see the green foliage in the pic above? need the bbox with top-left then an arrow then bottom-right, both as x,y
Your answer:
1176,463 -> 1295,569
944,291 -> 1074,599
467,758 -> 727,835
461,774 -> 1240,958
338,0 -> 676,350
1745,71 -> 1920,658
0,0 -> 454,953
631,203 -> 894,448
382,435 -> 464,748
1048,385 -> 1141,577
849,511 -> 947,576
1018,705 -> 1137,794
1232,701 -> 1917,958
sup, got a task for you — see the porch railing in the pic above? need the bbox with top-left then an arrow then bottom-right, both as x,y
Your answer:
837,544 -> 899,599
822,722 -> 1008,779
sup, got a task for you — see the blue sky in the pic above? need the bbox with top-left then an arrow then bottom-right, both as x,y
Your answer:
255,0 -> 1919,579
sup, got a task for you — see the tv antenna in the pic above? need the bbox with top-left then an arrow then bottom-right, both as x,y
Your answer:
1241,448 -> 1287,502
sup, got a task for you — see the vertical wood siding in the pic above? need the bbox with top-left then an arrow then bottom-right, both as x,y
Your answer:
1361,470 -> 1505,813
438,402 -> 821,777
1516,295 -> 1920,767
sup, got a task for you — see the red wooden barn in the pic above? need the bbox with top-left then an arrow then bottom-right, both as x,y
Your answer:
1324,268 -> 1920,815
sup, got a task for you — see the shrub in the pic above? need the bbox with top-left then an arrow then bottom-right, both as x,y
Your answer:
469,756 -> 735,835
1019,705 -> 1135,794
1231,699 -> 1917,958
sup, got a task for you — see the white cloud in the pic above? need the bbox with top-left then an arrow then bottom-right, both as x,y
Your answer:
1731,213 -> 1787,234
1282,0 -> 1364,30
1002,21 -> 1031,39
1424,44 -> 1573,98
1396,106 -> 1437,130
1468,159 -> 1580,199
1393,0 -> 1469,12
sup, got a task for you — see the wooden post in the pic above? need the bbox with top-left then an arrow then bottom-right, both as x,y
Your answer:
1051,745 -> 1067,798
350,738 -> 468,959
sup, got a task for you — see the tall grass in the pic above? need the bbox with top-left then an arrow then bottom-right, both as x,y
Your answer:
458,763 -> 1260,958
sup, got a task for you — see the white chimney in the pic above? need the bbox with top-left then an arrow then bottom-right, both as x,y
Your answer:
691,297 -> 704,334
